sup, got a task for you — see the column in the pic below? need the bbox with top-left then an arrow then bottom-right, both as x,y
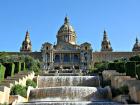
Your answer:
70,53 -> 72,62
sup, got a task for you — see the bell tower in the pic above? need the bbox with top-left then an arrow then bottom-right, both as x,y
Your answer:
20,30 -> 32,52
132,37 -> 140,51
101,30 -> 113,51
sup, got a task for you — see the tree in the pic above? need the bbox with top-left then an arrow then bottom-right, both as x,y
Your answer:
129,55 -> 140,61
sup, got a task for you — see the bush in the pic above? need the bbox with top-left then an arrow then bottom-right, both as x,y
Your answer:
119,85 -> 129,95
102,80 -> 111,87
10,84 -> 27,97
111,87 -> 122,97
94,62 -> 108,72
14,62 -> 21,73
115,62 -> 125,73
108,62 -> 116,70
125,61 -> 136,77
111,85 -> 129,97
0,64 -> 5,81
0,103 -> 8,105
21,62 -> 26,71
129,55 -> 140,61
26,79 -> 37,88
20,55 -> 41,74
3,63 -> 15,78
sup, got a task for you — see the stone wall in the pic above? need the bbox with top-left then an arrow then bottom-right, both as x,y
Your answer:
0,71 -> 35,104
102,70 -> 140,103
92,52 -> 140,63
0,86 -> 10,104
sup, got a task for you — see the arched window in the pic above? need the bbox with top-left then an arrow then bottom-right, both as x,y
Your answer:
63,54 -> 70,62
73,54 -> 79,62
46,46 -> 48,50
85,46 -> 88,50
55,55 -> 60,63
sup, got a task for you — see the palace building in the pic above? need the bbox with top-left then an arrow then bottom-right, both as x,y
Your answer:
18,16 -> 140,70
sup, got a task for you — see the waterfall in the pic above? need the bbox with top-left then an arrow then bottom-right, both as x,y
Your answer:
38,76 -> 100,87
18,76 -> 119,105
29,86 -> 97,101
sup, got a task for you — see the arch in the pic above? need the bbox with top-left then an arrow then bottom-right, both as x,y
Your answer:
63,54 -> 70,62
55,55 -> 60,63
73,54 -> 79,62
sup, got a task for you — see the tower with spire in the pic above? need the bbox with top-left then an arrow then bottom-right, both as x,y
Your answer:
132,37 -> 140,51
101,30 -> 113,51
20,30 -> 32,52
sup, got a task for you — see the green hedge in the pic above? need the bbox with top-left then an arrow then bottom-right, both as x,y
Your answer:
108,62 -> 116,70
136,64 -> 140,79
136,61 -> 140,65
10,84 -> 27,97
125,61 -> 136,77
21,62 -> 26,71
14,62 -> 21,73
115,62 -> 125,73
0,64 -> 5,81
26,79 -> 37,88
3,63 -> 15,78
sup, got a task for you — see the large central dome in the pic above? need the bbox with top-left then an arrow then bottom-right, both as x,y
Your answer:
57,16 -> 77,45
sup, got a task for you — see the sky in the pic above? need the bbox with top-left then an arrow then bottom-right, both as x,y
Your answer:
0,0 -> 140,52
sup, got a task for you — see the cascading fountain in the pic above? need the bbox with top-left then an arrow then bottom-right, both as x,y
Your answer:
37,76 -> 100,87
18,73 -> 120,105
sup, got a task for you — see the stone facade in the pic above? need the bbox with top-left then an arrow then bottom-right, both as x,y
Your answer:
101,30 -> 113,52
92,51 -> 140,63
41,17 -> 93,71
1,17 -> 140,70
102,70 -> 140,103
20,30 -> 32,52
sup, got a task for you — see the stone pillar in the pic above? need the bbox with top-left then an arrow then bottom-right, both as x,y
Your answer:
62,53 -> 64,63
49,52 -> 51,62
45,54 -> 47,69
70,53 -> 72,62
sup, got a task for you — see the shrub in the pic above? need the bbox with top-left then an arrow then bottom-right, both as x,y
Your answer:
111,85 -> 129,97
108,62 -> 116,70
0,64 -> 5,81
3,63 -> 15,78
14,62 -> 21,73
21,62 -> 26,71
102,80 -> 111,87
0,102 -> 8,105
94,62 -> 108,72
119,85 -> 129,95
20,55 -> 41,74
129,55 -> 140,61
115,62 -> 125,73
125,61 -> 136,77
111,87 -> 121,97
26,79 -> 37,88
10,84 -> 27,97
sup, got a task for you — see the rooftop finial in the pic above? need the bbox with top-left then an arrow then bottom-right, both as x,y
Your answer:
26,30 -> 29,36
64,15 -> 69,24
103,30 -> 108,41
104,30 -> 107,36
136,37 -> 138,43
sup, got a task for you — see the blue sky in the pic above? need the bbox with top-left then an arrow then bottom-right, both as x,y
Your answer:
0,0 -> 140,52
